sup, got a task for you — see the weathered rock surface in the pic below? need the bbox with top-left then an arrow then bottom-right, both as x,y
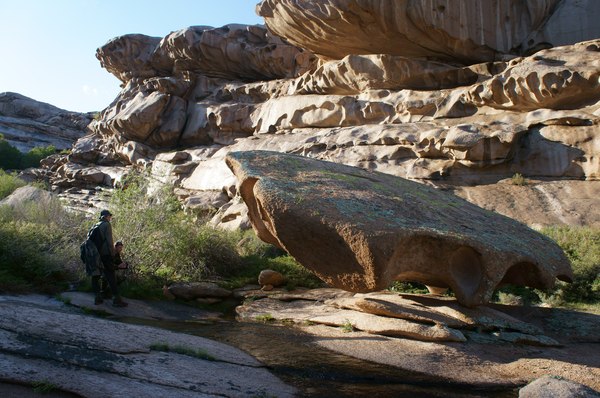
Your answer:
258,269 -> 286,288
519,376 -> 600,398
97,24 -> 314,83
235,288 -> 600,391
257,0 -> 600,63
0,295 -> 296,398
0,92 -> 91,152
226,150 -> 572,307
32,11 -> 600,228
0,185 -> 56,208
167,282 -> 232,301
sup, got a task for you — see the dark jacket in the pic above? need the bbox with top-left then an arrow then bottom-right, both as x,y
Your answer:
93,220 -> 114,266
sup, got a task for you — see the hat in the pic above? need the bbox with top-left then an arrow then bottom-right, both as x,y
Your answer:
100,209 -> 113,218
115,240 -> 123,247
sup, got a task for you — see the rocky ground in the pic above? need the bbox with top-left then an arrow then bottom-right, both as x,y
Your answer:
0,294 -> 296,398
0,291 -> 598,397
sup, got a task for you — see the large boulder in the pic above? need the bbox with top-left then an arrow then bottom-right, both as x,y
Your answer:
226,150 -> 573,307
257,0 -> 600,63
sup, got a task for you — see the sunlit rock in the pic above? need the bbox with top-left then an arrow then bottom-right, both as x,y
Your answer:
226,150 -> 573,307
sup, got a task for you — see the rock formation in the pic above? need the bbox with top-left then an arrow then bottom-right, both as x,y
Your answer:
225,150 -> 572,307
36,4 -> 599,238
257,0 -> 600,63
0,92 -> 92,152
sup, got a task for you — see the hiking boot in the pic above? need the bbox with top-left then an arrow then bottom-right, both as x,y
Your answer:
112,299 -> 128,308
94,297 -> 104,305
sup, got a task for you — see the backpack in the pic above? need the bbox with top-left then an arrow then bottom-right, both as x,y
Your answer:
80,222 -> 104,276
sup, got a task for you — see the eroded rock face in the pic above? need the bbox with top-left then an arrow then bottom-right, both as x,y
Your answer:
96,25 -> 314,84
257,0 -> 600,63
0,92 -> 92,152
38,9 -> 600,230
226,150 -> 572,307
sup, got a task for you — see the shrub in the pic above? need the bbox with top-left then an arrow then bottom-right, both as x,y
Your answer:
0,134 -> 56,170
108,172 -> 241,287
511,173 -> 527,186
0,135 -> 21,170
0,170 -> 26,199
20,145 -> 56,169
0,195 -> 87,294
540,226 -> 600,304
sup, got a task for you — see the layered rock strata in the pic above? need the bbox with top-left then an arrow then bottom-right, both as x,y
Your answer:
0,92 -> 92,152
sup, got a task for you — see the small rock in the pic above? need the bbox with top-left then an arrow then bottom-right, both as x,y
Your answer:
261,284 -> 274,291
258,269 -> 286,288
519,376 -> 600,398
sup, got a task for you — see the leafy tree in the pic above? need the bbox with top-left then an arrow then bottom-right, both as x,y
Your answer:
0,135 -> 22,170
21,145 -> 56,169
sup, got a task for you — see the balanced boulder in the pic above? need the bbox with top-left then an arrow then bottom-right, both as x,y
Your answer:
226,150 -> 573,307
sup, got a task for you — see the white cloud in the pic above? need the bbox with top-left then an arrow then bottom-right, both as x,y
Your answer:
82,84 -> 99,96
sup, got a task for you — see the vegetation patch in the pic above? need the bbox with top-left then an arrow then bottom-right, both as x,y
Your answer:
0,134 -> 57,170
510,173 -> 527,186
255,313 -> 275,323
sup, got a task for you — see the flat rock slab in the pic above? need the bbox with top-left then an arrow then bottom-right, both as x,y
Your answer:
236,290 -> 600,391
236,289 -> 563,346
62,291 -> 222,321
0,295 -> 296,398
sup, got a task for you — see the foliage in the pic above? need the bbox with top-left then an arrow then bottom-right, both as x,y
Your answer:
220,252 -> 325,291
388,281 -> 429,294
32,380 -> 59,393
539,226 -> 600,304
255,313 -> 275,323
0,134 -> 56,170
0,138 -> 22,170
108,172 -> 241,288
510,173 -> 527,186
0,194 -> 87,294
0,169 -> 26,200
340,319 -> 354,333
21,145 -> 56,169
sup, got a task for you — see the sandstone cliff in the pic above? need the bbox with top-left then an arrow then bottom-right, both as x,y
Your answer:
39,1 -> 600,228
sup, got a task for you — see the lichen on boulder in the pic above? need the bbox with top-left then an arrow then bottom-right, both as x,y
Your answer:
226,150 -> 573,307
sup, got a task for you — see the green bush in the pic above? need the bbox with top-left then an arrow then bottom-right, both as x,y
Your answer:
0,139 -> 21,170
108,172 -> 241,287
540,226 -> 600,304
20,145 -> 56,169
0,195 -> 87,294
0,134 -> 56,170
0,170 -> 26,199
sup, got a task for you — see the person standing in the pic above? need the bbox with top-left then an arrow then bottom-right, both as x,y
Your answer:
91,210 -> 128,307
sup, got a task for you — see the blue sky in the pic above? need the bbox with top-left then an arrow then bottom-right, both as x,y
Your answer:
0,0 -> 263,112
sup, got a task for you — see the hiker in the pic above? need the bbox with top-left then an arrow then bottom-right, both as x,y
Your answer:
100,240 -> 129,298
91,210 -> 128,307
113,240 -> 129,270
